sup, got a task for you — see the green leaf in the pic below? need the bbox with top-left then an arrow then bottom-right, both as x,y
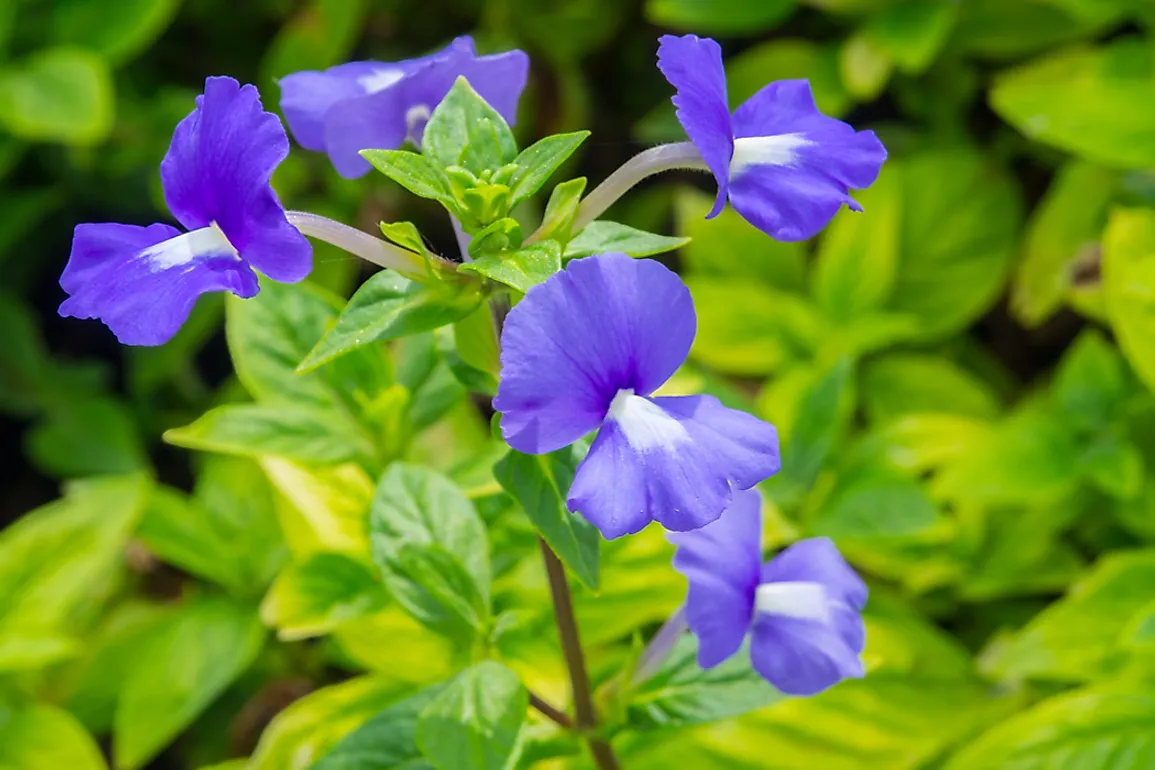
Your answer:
945,685 -> 1155,770
50,0 -> 181,65
361,149 -> 458,209
165,402 -> 377,466
1079,432 -> 1144,499
300,271 -> 484,372
1103,207 -> 1155,395
27,396 -> 146,478
61,601 -> 173,733
0,474 -> 149,638
645,0 -> 795,34
466,217 -> 523,257
812,167 -> 901,321
727,39 -> 850,117
261,552 -> 387,641
251,676 -> 412,770
1052,330 -> 1129,429
392,544 -> 490,638
416,661 -> 527,770
865,0 -> 958,73
369,463 -> 490,638
226,279 -> 389,413
811,465 -> 942,540
565,221 -> 689,260
0,47 -> 113,145
676,187 -> 805,291
0,704 -> 106,770
453,305 -> 500,380
934,405 -> 1079,506
980,549 -> 1155,682
952,0 -> 1120,59
260,457 -> 374,560
424,78 -> 517,173
688,279 -> 825,376
508,131 -> 590,206
991,38 -> 1155,168
261,0 -> 367,83
494,448 -> 600,589
628,635 -> 782,729
461,241 -> 562,293
536,177 -> 587,245
771,358 -> 854,506
861,353 -> 1001,424
138,479 -> 281,594
838,32 -> 893,102
890,150 -> 1020,340
114,594 -> 266,770
1012,161 -> 1117,327
313,686 -> 443,770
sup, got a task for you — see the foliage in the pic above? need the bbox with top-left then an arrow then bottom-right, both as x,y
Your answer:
4,0 -> 1155,769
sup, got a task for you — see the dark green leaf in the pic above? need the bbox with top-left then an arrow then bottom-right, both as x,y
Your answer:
461,241 -> 562,293
27,396 -> 146,478
646,0 -> 795,34
494,448 -> 600,589
300,271 -> 484,372
565,221 -> 689,260
508,132 -> 590,206
772,358 -> 854,506
369,463 -> 490,639
50,0 -> 182,65
1052,330 -> 1129,430
416,661 -> 527,770
313,686 -> 444,770
811,465 -> 942,540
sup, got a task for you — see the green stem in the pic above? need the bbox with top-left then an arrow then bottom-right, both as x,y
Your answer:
539,539 -> 621,770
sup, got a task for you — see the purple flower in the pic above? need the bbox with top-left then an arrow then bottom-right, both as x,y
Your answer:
494,253 -> 781,539
279,36 -> 530,179
59,77 -> 311,346
670,489 -> 867,695
657,34 -> 887,242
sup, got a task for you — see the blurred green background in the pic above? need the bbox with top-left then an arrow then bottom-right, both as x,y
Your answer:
5,0 -> 1155,768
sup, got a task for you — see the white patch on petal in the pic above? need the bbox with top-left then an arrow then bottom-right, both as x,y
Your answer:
405,104 -> 431,145
358,67 -> 405,94
755,581 -> 832,624
141,222 -> 238,273
729,133 -> 813,176
607,389 -> 690,453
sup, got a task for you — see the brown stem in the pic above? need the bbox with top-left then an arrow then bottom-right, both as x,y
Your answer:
529,690 -> 572,729
539,538 -> 621,770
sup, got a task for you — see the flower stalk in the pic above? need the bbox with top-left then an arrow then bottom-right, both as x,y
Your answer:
286,210 -> 459,281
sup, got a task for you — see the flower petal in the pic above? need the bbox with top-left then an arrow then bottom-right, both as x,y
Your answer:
279,62 -> 396,152
566,393 -> 780,537
727,80 -> 887,241
161,76 -> 312,282
318,37 -> 529,178
669,489 -> 763,667
656,34 -> 733,218
59,222 -> 258,346
760,537 -> 867,610
749,611 -> 865,696
494,253 -> 696,454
